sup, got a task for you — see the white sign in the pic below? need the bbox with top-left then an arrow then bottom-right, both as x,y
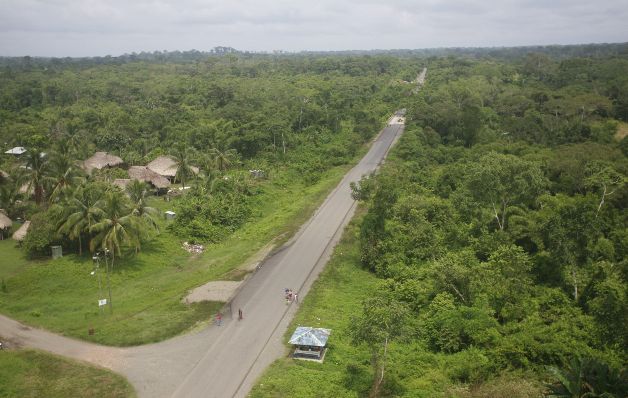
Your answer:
98,299 -> 107,307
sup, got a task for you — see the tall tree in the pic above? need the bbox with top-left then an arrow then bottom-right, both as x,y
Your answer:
351,294 -> 409,397
171,145 -> 196,189
467,152 -> 546,231
58,183 -> 102,256
23,150 -> 49,205
90,190 -> 139,313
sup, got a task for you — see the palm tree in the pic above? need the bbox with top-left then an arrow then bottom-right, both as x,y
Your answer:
209,147 -> 238,172
126,179 -> 159,235
58,184 -> 100,256
23,150 -> 49,205
171,146 -> 196,189
90,190 -> 139,313
46,153 -> 85,203
546,357 -> 627,398
0,168 -> 26,217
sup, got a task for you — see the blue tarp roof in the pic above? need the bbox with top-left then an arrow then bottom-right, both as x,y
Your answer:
289,327 -> 331,347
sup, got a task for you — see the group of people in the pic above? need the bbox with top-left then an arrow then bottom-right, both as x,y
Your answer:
284,288 -> 298,304
214,308 -> 243,326
212,289 -> 299,327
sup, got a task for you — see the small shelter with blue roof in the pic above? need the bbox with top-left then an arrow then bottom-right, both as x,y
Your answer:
288,326 -> 331,362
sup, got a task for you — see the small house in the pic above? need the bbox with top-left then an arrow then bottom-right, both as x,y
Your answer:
164,210 -> 176,220
128,166 -> 171,193
289,326 -> 331,362
12,220 -> 30,242
0,210 -> 12,240
147,156 -> 199,182
82,152 -> 124,174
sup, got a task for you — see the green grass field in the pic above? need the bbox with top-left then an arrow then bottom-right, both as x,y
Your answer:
0,348 -> 135,398
0,165 -> 351,346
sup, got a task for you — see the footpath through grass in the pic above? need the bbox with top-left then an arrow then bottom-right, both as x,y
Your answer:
0,165 -> 351,346
0,348 -> 135,398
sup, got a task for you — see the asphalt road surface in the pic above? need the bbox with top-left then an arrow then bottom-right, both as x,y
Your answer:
0,115 -> 405,398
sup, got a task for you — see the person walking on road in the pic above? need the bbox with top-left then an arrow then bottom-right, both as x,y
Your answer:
294,293 -> 298,303
238,308 -> 243,320
215,312 -> 222,326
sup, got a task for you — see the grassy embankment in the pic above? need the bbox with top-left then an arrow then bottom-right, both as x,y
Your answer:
0,348 -> 135,398
0,162 -> 355,346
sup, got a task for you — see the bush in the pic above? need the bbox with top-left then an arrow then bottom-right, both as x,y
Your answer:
22,210 -> 62,258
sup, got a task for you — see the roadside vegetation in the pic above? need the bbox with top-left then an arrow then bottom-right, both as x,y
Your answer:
0,54 -> 414,345
0,347 -> 134,398
252,48 -> 628,397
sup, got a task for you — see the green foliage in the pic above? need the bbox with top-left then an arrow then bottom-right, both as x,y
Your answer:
168,183 -> 252,243
0,349 -> 135,398
22,208 -> 63,258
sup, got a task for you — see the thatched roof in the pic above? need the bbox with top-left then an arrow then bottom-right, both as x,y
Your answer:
112,179 -> 131,190
12,221 -> 30,241
128,166 -> 171,189
0,210 -> 12,230
147,156 -> 199,178
82,152 -> 124,173
0,169 -> 8,179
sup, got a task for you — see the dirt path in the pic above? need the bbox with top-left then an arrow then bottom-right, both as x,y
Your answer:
0,115 -> 405,398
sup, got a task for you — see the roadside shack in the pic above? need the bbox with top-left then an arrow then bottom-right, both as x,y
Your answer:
288,326 -> 331,362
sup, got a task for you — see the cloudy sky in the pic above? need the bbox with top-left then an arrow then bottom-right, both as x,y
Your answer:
0,0 -> 627,57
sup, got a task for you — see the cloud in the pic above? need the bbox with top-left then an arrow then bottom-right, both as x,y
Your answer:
0,0 -> 626,56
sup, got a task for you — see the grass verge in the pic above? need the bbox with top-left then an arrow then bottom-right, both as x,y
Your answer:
0,163 -> 353,346
248,210 -> 544,398
0,348 -> 135,398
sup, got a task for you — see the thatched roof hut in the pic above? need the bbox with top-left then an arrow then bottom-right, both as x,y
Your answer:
147,156 -> 199,180
82,152 -> 124,173
12,221 -> 30,241
0,210 -> 12,229
0,210 -> 13,240
128,166 -> 171,189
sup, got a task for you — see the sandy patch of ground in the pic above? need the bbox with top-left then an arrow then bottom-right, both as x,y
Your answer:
183,281 -> 242,303
615,121 -> 628,141
183,237 -> 283,304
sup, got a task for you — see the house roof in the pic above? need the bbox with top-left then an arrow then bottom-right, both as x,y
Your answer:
82,152 -> 124,173
128,166 -> 171,189
0,210 -> 12,229
147,156 -> 178,178
147,156 -> 199,178
289,327 -> 331,347
0,169 -> 8,180
12,221 -> 30,241
5,146 -> 27,155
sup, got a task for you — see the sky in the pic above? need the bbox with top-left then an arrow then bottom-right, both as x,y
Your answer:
0,0 -> 627,57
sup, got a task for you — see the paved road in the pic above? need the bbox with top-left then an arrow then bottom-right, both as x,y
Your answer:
0,115 -> 405,398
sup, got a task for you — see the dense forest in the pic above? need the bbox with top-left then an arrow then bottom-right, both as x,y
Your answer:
347,52 -> 628,395
1,44 -> 627,396
0,53 -> 415,255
